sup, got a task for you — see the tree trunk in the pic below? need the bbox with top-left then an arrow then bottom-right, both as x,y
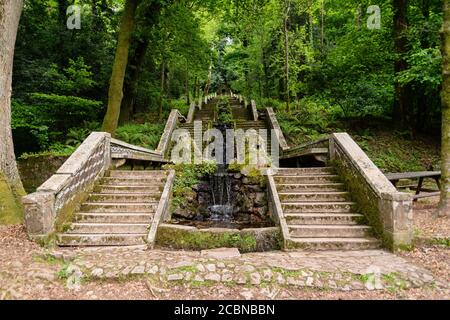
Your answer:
0,0 -> 26,224
119,38 -> 149,125
203,64 -> 212,97
393,0 -> 411,128
284,0 -> 291,112
101,0 -> 138,135
185,68 -> 190,105
159,60 -> 166,120
321,0 -> 325,46
439,0 -> 450,216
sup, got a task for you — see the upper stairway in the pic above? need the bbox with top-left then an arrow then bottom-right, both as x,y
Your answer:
274,167 -> 380,250
57,170 -> 167,246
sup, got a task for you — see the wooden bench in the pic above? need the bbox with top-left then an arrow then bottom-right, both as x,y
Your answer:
385,171 -> 441,201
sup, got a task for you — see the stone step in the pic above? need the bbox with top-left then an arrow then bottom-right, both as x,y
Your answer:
286,237 -> 381,250
279,192 -> 351,202
108,170 -> 167,178
75,213 -> 153,224
57,234 -> 147,246
285,213 -> 364,225
101,177 -> 166,186
96,185 -> 163,194
275,167 -> 335,176
88,193 -> 161,203
67,223 -> 149,234
80,202 -> 158,213
282,202 -> 357,213
274,175 -> 341,184
289,225 -> 372,238
276,183 -> 346,192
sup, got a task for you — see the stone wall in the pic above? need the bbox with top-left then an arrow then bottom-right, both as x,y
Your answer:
18,156 -> 69,193
172,173 -> 270,226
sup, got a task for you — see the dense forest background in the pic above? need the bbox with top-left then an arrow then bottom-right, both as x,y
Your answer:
11,0 -> 443,172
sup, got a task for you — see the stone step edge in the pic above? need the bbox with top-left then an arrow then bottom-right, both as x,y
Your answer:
82,202 -> 159,205
285,213 -> 364,217
282,202 -> 356,206
286,237 -> 380,244
278,192 -> 350,195
90,193 -> 161,197
288,225 -> 371,229
71,222 -> 150,226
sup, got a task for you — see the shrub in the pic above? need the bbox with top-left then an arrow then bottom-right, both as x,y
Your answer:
115,123 -> 165,150
163,161 -> 218,209
170,99 -> 191,117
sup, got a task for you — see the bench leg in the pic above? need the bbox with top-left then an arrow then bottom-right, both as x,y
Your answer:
414,177 -> 424,202
435,177 -> 441,191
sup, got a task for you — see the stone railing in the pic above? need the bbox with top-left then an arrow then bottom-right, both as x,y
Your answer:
111,138 -> 166,162
280,137 -> 329,163
250,100 -> 259,121
267,174 -> 290,249
155,109 -> 184,158
23,132 -> 111,238
187,102 -> 196,123
330,133 -> 413,249
265,107 -> 290,153
147,169 -> 175,247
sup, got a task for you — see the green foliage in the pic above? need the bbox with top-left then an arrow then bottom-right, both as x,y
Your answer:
19,144 -> 77,160
115,123 -> 165,150
44,57 -> 97,96
163,162 -> 218,209
169,99 -> 190,117
276,98 -> 337,144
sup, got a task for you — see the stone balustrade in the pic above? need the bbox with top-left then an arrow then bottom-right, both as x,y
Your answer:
23,132 -> 111,238
329,133 -> 413,249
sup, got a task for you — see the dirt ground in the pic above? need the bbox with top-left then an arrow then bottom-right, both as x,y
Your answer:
0,199 -> 448,300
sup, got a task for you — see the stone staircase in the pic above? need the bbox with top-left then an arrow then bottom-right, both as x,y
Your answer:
57,170 -> 167,246
275,167 -> 380,250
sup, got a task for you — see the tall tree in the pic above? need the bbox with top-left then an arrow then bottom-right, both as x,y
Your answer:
120,1 -> 163,124
283,0 -> 291,112
439,0 -> 450,216
0,0 -> 25,224
393,0 -> 411,128
102,0 -> 139,135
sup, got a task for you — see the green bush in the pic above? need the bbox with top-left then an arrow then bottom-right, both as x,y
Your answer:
116,123 -> 165,150
170,99 -> 191,117
163,162 -> 218,209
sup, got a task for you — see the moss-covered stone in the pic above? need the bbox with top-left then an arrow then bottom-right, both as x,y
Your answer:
156,224 -> 281,253
0,172 -> 25,225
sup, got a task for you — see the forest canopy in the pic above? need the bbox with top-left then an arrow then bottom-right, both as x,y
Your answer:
10,0 -> 444,158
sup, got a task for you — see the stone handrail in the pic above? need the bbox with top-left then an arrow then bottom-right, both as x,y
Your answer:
330,133 -> 413,249
265,107 -> 289,152
156,109 -> 184,157
281,137 -> 329,160
267,175 -> 289,249
111,138 -> 166,162
23,132 -> 111,238
147,169 -> 175,247
250,100 -> 259,121
187,102 -> 196,123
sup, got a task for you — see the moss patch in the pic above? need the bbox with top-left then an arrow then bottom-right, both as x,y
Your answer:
0,172 -> 25,225
156,225 -> 281,253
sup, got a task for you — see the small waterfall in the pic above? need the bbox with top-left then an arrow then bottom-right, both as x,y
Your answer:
208,123 -> 233,221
